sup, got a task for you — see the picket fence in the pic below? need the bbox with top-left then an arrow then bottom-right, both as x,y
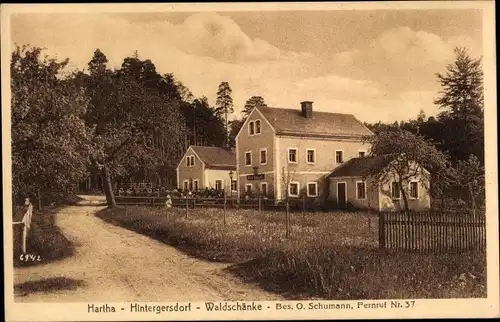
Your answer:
378,211 -> 486,253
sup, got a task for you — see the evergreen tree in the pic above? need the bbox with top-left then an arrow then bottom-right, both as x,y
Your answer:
215,82 -> 234,147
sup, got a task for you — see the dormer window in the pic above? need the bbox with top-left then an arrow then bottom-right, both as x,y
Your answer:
249,121 -> 255,135
255,120 -> 261,134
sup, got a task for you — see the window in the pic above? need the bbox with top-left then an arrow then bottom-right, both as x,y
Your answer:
260,182 -> 268,197
307,149 -> 315,164
391,182 -> 401,199
356,181 -> 366,200
307,182 -> 318,197
193,180 -> 199,191
288,182 -> 299,197
186,155 -> 195,167
335,150 -> 344,163
183,180 -> 189,191
249,121 -> 255,135
245,184 -> 252,194
245,151 -> 252,166
231,180 -> 237,192
215,180 -> 223,191
288,148 -> 297,163
358,151 -> 366,158
410,181 -> 419,199
255,120 -> 261,134
260,148 -> 267,164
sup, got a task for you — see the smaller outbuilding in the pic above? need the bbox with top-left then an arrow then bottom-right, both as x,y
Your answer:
327,154 -> 431,212
176,146 -> 237,194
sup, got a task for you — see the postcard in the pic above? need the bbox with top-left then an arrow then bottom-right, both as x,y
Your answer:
2,1 -> 498,321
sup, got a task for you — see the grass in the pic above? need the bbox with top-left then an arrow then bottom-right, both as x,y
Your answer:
13,205 -> 75,268
96,206 -> 486,300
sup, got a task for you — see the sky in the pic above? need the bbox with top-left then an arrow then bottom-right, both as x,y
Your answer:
10,9 -> 483,123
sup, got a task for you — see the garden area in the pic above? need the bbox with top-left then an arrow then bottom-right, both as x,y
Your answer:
96,206 -> 486,300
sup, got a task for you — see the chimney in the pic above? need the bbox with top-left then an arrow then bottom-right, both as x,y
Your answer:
301,101 -> 313,118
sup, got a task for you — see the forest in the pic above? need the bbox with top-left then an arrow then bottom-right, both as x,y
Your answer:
11,45 -> 484,211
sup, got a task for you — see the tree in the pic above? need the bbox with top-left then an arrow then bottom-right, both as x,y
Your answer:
434,47 -> 484,163
242,95 -> 267,117
215,82 -> 234,147
455,154 -> 485,213
366,130 -> 451,211
11,45 -> 94,207
182,97 -> 226,147
228,118 -> 245,148
79,50 -> 187,207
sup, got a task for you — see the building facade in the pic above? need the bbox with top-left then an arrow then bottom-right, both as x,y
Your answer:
327,155 -> 431,211
235,101 -> 373,202
176,146 -> 237,193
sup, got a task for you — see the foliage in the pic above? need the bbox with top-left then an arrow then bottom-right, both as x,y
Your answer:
242,95 -> 267,117
366,130 -> 451,211
11,45 -> 94,205
77,49 -> 188,206
434,47 -> 484,163
181,96 -> 226,147
455,154 -> 485,209
215,81 -> 234,147
228,118 -> 245,148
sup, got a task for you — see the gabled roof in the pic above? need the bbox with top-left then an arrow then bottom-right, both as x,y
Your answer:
190,146 -> 236,170
257,106 -> 374,138
327,155 -> 395,178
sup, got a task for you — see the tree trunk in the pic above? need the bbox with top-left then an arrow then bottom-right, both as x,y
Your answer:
225,108 -> 229,148
102,163 -> 116,208
37,188 -> 42,211
399,182 -> 409,212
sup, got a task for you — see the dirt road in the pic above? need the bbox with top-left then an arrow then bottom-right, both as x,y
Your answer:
14,196 -> 282,302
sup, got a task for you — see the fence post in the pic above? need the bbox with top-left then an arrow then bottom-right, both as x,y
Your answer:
21,202 -> 33,254
223,192 -> 227,226
302,194 -> 306,213
285,200 -> 290,239
378,212 -> 385,249
185,195 -> 189,219
258,195 -> 262,212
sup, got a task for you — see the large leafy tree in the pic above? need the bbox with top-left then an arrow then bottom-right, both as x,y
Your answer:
366,130 -> 451,211
215,81 -> 234,147
11,46 -> 94,207
242,95 -> 267,117
78,49 -> 187,207
434,47 -> 484,163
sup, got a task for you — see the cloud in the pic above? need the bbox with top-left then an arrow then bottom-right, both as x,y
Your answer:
329,26 -> 482,92
10,13 -> 481,123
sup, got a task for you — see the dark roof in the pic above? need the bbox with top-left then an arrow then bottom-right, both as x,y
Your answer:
257,106 -> 374,138
191,146 -> 236,170
327,155 -> 395,178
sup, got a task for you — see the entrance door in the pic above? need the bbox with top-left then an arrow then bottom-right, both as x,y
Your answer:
337,182 -> 347,208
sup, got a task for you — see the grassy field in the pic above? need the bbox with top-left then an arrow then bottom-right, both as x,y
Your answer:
96,206 -> 486,300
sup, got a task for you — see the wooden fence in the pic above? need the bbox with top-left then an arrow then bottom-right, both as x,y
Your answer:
378,211 -> 486,253
114,195 -> 323,212
12,201 -> 34,254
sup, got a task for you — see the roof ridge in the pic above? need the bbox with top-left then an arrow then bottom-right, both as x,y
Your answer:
260,106 -> 356,117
